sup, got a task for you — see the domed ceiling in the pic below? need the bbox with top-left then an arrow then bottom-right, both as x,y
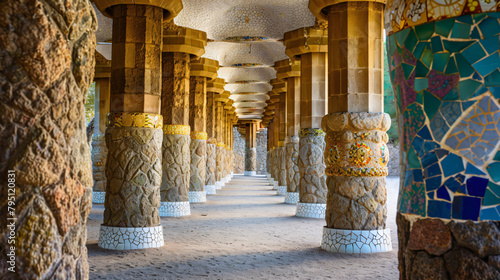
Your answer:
93,0 -> 316,120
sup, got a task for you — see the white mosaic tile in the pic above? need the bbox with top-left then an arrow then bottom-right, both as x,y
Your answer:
205,185 -> 216,195
295,202 -> 326,219
277,186 -> 287,196
98,225 -> 164,250
159,201 -> 191,217
273,181 -> 278,190
244,171 -> 257,176
269,178 -> 275,186
215,181 -> 222,189
321,227 -> 392,254
189,191 -> 207,203
284,192 -> 299,204
92,191 -> 105,204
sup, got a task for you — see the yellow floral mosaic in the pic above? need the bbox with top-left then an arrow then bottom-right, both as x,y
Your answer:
191,131 -> 208,140
216,142 -> 225,147
348,143 -> 374,167
107,112 -> 163,129
299,128 -> 325,137
163,124 -> 190,135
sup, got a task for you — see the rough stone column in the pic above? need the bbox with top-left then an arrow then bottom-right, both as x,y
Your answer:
310,0 -> 392,253
160,24 -> 207,217
271,79 -> 288,195
92,56 -> 111,204
244,122 -> 258,176
276,58 -> 301,203
188,58 -> 219,203
95,1 -> 183,250
215,92 -> 230,189
0,0 -> 95,276
282,26 -> 329,218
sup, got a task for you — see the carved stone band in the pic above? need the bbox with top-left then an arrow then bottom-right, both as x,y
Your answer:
163,124 -> 190,135
107,112 -> 163,129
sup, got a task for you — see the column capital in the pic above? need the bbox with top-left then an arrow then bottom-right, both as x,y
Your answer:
95,50 -> 111,78
163,24 -> 207,58
309,0 -> 386,21
274,58 -> 301,80
190,58 -> 219,81
270,78 -> 287,94
94,0 -> 183,21
283,26 -> 328,58
207,78 -> 226,94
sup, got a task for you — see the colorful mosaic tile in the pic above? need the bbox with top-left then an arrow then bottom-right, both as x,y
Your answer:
223,36 -> 268,42
387,12 -> 500,221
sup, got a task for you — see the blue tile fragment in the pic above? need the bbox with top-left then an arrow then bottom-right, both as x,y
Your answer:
426,176 -> 442,191
487,162 -> 500,182
444,177 -> 462,193
478,17 -> 500,38
417,126 -> 433,140
452,196 -> 481,220
437,186 -> 451,201
461,42 -> 487,64
421,152 -> 439,168
441,153 -> 465,177
428,200 -> 451,219
465,163 -> 486,175
480,208 -> 500,221
473,53 -> 500,76
466,177 -> 489,197
425,163 -> 442,178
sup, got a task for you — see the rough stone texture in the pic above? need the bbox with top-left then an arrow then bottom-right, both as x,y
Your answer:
205,143 -> 216,185
286,136 -> 300,193
256,128 -> 267,174
216,145 -> 224,182
104,128 -> 162,227
398,214 -> 500,279
449,221 -> 500,258
233,127 -> 244,173
387,143 -> 399,176
0,0 -> 96,278
245,148 -> 257,172
190,139 -> 206,192
407,219 -> 452,256
91,136 -> 107,192
161,134 -> 190,202
298,135 -> 327,204
325,176 -> 387,230
277,146 -> 287,186
162,52 -> 190,125
410,251 -> 448,280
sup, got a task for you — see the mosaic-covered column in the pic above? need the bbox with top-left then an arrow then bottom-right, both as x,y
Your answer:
92,53 -> 111,204
384,0 -> 500,276
188,58 -> 219,203
245,122 -> 258,176
276,58 -> 302,204
96,1 -> 183,249
160,24 -> 207,217
310,0 -> 392,253
0,0 -> 95,275
206,78 -> 224,194
283,25 -> 329,218
271,78 -> 288,195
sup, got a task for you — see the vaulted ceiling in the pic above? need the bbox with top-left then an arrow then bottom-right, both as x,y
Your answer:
93,0 -> 316,120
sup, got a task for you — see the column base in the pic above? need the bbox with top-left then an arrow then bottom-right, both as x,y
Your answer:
98,225 -> 164,250
295,202 -> 326,218
244,171 -> 257,176
205,185 -> 216,195
159,201 -> 191,217
321,227 -> 392,254
92,191 -> 105,204
188,191 -> 207,203
267,173 -> 270,180
231,172 -> 234,178
269,178 -> 274,186
277,186 -> 287,196
273,182 -> 278,190
284,192 -> 299,204
215,181 -> 222,189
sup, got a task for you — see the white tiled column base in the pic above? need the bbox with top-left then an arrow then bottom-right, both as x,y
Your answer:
273,182 -> 278,190
284,192 -> 299,204
295,202 -> 326,218
159,201 -> 191,217
231,172 -> 234,178
267,173 -> 271,180
277,186 -> 287,196
215,181 -> 222,190
205,185 -> 216,195
269,178 -> 274,186
92,191 -> 105,204
244,171 -> 257,176
189,191 -> 207,203
321,227 -> 392,253
98,225 -> 164,250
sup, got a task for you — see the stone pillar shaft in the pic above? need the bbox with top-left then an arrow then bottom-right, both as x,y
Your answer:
285,74 -> 301,203
300,52 -> 328,129
205,91 -> 216,194
92,77 -> 110,203
245,123 -> 258,175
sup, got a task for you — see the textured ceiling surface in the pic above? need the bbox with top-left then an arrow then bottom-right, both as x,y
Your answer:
93,0 -> 316,120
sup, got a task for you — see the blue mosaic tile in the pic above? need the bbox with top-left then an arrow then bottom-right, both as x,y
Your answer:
466,177 -> 489,197
478,17 -> 500,38
487,162 -> 500,182
444,176 -> 463,193
473,53 -> 500,77
452,196 -> 481,220
441,153 -> 465,177
480,37 -> 500,55
450,21 -> 471,39
437,186 -> 451,201
455,53 -> 475,77
462,42 -> 487,64
425,163 -> 442,177
435,149 -> 449,159
480,208 -> 500,221
485,69 -> 500,87
421,152 -> 439,168
465,162 -> 486,175
427,200 -> 451,219
426,176 -> 442,192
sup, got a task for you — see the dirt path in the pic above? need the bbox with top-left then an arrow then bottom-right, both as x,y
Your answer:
86,175 -> 400,280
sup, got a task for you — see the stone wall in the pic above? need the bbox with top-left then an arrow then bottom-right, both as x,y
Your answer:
256,128 -> 267,174
387,143 -> 399,176
233,127 -> 244,174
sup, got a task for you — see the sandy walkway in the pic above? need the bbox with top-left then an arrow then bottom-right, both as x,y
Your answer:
86,175 -> 400,279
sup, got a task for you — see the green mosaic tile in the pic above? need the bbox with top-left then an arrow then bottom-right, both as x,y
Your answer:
388,35 -> 397,56
473,53 -> 500,76
421,49 -> 434,68
405,29 -> 418,52
451,22 -> 471,39
395,28 -> 411,47
443,88 -> 459,101
415,91 -> 424,104
435,18 -> 455,37
485,69 -> 500,87
415,23 -> 435,40
470,26 -> 481,40
408,146 -> 421,168
424,90 -> 441,120
494,151 -> 500,161
462,42 -> 487,64
473,13 -> 488,22
459,79 -> 482,100
457,15 -> 473,25
445,56 -> 458,74
415,78 -> 429,92
479,17 -> 500,38
443,40 -> 475,53
455,53 -> 475,77
415,60 -> 430,77
483,189 -> 500,206
414,42 -> 429,59
433,52 -> 450,73
402,63 -> 416,80
431,36 -> 444,53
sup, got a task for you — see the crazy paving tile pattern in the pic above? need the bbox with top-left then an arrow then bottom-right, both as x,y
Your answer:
189,191 -> 207,203
321,228 -> 392,254
159,201 -> 191,217
92,191 -> 105,204
388,12 -> 500,221
295,202 -> 326,218
277,185 -> 287,196
98,225 -> 164,250
284,192 -> 300,204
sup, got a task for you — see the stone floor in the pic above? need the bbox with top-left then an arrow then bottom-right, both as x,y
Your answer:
86,175 -> 400,279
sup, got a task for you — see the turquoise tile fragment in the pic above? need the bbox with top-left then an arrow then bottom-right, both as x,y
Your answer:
455,53 -> 475,77
473,53 -> 500,76
480,37 -> 499,54
457,14 -> 473,25
421,49 -> 433,68
435,18 -> 455,37
413,42 -> 429,59
387,35 -> 397,55
445,57 -> 458,74
451,21 -> 471,39
483,189 -> 500,206
415,78 -> 429,92
402,63 -> 415,80
432,52 -> 450,73
395,28 -> 411,47
415,60 -> 430,77
459,79 -> 482,100
470,26 -> 481,40
473,13 -> 487,22
479,17 -> 500,38
443,88 -> 459,100
415,23 -> 435,40
485,70 -> 500,87
487,162 -> 500,182
442,40 -> 475,53
424,90 -> 441,120
405,28 -> 418,52
431,36 -> 444,53
461,42 -> 487,64
480,208 -> 500,221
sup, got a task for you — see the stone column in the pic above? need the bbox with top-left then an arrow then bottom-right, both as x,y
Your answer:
92,53 -> 111,204
95,0 -> 183,249
215,91 -> 230,189
188,58 -> 219,203
271,79 -> 288,195
0,0 -> 95,276
160,24 -> 207,217
386,1 -> 500,275
206,78 -> 224,194
244,122 -> 258,176
270,86 -> 282,190
276,58 -> 301,204
283,26 -> 329,218
310,0 -> 392,253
